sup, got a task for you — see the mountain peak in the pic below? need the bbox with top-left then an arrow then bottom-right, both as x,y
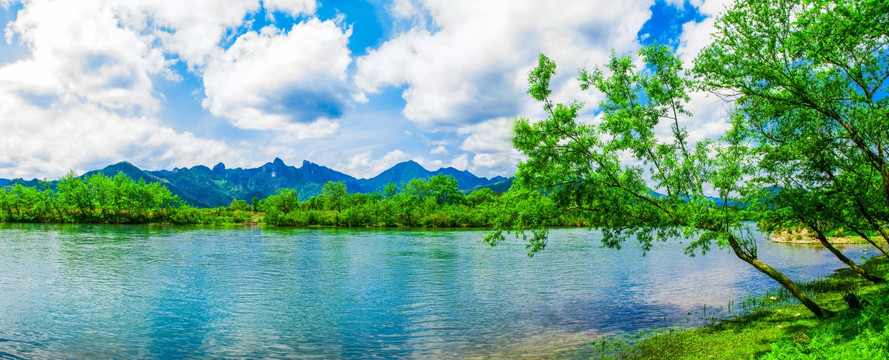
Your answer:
272,157 -> 285,166
98,161 -> 142,173
212,162 -> 226,176
395,160 -> 424,169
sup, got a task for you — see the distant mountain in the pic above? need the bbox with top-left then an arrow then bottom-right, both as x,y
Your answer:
473,177 -> 513,193
357,160 -> 504,193
0,179 -> 8,187
1,159 -> 508,207
357,160 -> 429,192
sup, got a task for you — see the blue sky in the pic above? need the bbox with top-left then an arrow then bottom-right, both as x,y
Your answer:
0,0 -> 732,180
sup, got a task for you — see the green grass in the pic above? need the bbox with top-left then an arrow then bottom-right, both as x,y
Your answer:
561,256 -> 889,360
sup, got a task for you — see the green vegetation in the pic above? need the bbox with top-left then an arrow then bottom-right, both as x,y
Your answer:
561,255 -> 889,359
0,172 -> 180,224
492,0 -> 889,318
259,176 -> 581,227
0,171 -> 584,228
697,0 -> 889,283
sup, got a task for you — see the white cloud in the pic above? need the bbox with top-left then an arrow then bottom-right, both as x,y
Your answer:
449,153 -> 468,170
114,0 -> 317,68
340,149 -> 411,179
263,0 -> 316,17
676,0 -> 733,64
272,118 -> 341,140
430,145 -> 447,155
6,0 -> 165,112
201,19 -> 354,136
458,117 -> 520,176
414,153 -> 469,172
0,0 -> 244,179
0,91 -> 236,179
355,0 -> 652,130
112,0 -> 260,67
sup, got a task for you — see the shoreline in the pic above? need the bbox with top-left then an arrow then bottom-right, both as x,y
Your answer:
551,255 -> 889,359
768,229 -> 878,245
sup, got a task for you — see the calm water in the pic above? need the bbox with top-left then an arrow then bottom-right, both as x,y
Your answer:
0,224 -> 878,359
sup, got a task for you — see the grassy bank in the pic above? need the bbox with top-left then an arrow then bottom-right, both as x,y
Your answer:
560,256 -> 889,359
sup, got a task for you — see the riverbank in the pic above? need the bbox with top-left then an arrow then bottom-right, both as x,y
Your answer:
768,229 -> 875,245
559,255 -> 889,359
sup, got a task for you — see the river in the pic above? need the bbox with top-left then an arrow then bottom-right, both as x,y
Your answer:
0,224 -> 877,359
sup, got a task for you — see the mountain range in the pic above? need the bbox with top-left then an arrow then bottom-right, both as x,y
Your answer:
2,159 -> 511,208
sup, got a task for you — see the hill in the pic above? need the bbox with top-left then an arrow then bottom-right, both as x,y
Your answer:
1,159 -> 509,207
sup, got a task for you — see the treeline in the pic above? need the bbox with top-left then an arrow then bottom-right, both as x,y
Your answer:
260,175 -> 500,227
0,171 -> 582,228
0,172 -> 180,223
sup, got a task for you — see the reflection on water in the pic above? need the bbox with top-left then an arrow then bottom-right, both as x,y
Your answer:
0,224 -> 878,359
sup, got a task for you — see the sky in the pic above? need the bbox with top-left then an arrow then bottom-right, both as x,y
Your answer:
0,0 -> 734,180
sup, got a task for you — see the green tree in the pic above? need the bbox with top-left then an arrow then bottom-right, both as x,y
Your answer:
321,181 -> 349,212
88,173 -> 113,221
58,172 -> 93,220
0,188 -> 11,221
694,0 -> 889,280
426,174 -> 461,205
491,46 -> 834,317
263,188 -> 299,225
383,182 -> 398,199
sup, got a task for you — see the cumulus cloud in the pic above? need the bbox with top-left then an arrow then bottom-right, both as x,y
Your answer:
201,19 -> 354,135
114,0 -> 317,68
263,0 -> 316,17
0,0 -> 246,179
340,149 -> 411,179
430,145 -> 447,155
355,0 -> 652,130
0,90 -> 236,178
676,0 -> 733,63
6,0 -> 165,112
458,117 -> 520,177
417,153 -> 469,172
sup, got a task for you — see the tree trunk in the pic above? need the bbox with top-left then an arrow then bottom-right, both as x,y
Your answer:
726,234 -> 835,318
850,226 -> 889,258
807,223 -> 885,283
853,199 -> 889,257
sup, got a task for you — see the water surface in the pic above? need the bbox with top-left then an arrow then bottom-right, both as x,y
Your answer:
0,224 -> 877,358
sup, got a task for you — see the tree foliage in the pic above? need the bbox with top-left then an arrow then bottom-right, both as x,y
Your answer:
695,0 -> 889,281
0,172 -> 181,224
492,43 -> 840,317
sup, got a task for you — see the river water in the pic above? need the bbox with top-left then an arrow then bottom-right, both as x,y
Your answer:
0,224 -> 877,359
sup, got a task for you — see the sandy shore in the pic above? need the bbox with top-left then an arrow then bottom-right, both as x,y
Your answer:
769,229 -> 871,245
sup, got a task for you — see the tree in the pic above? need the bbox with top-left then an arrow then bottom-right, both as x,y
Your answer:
88,173 -> 113,221
426,174 -> 461,205
58,172 -> 93,220
490,45 -> 834,317
321,181 -> 349,212
694,0 -> 889,280
263,188 -> 300,225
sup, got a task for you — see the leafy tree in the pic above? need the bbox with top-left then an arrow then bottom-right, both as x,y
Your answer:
88,173 -> 113,221
58,172 -> 93,220
262,188 -> 299,225
426,174 -> 461,205
694,0 -> 889,281
489,45 -> 835,317
383,182 -> 398,199
321,181 -> 349,212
